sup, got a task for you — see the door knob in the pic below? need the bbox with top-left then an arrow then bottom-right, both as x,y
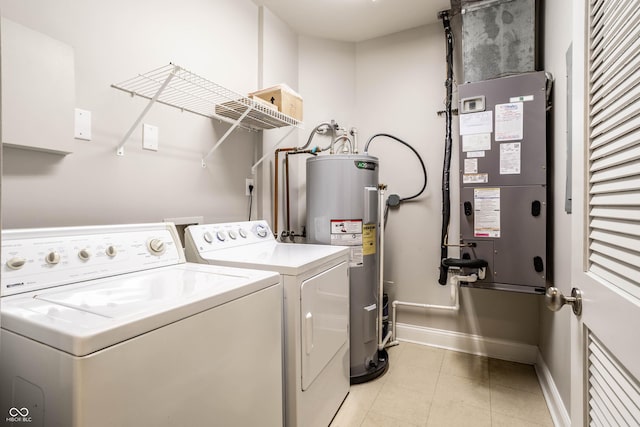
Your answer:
545,287 -> 582,316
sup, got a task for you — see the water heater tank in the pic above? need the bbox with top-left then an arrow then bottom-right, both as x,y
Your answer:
306,154 -> 388,383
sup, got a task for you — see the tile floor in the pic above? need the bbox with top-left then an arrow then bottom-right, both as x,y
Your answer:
330,342 -> 554,427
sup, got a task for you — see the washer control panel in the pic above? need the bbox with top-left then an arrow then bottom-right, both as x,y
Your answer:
1,223 -> 184,296
185,220 -> 274,253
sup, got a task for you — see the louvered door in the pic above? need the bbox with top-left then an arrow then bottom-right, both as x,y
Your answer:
571,0 -> 640,425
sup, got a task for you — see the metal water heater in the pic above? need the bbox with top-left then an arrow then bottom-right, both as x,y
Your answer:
306,154 -> 388,383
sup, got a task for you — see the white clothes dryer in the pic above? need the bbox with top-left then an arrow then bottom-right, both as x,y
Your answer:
185,220 -> 350,427
1,223 -> 283,427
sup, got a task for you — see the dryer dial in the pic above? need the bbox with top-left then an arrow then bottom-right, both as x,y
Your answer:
238,228 -> 248,238
256,225 -> 268,238
216,231 -> 227,242
105,246 -> 117,258
45,251 -> 61,265
203,232 -> 213,244
6,256 -> 26,270
148,239 -> 165,255
78,249 -> 91,261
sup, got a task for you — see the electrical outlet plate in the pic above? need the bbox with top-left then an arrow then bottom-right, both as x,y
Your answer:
143,124 -> 159,151
245,178 -> 254,196
74,108 -> 92,141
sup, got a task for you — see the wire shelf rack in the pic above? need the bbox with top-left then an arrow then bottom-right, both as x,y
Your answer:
111,63 -> 302,162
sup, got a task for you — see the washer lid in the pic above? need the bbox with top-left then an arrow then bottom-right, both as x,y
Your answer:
0,264 -> 280,356
195,241 -> 349,275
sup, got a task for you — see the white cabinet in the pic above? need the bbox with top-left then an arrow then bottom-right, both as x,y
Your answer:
1,18 -> 75,155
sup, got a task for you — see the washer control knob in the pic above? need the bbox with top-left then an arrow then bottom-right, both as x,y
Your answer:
78,249 -> 91,261
6,256 -> 26,270
216,231 -> 226,242
203,232 -> 214,244
105,246 -> 117,258
238,228 -> 248,238
228,231 -> 237,240
256,225 -> 268,238
45,251 -> 61,265
148,239 -> 165,255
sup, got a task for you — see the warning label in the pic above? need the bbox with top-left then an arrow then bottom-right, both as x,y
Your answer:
330,219 -> 364,267
363,224 -> 376,256
474,188 -> 501,238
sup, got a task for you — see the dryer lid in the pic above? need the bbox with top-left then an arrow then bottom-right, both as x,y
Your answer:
194,241 -> 350,276
0,264 -> 279,356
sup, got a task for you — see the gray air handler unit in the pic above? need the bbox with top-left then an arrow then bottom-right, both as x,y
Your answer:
449,71 -> 551,294
306,154 -> 389,383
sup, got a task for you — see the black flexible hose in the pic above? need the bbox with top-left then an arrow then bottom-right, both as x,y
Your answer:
438,12 -> 454,286
364,133 -> 427,202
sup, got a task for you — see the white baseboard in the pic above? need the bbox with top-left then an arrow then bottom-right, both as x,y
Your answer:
393,323 -> 571,427
394,322 -> 538,364
536,351 -> 571,427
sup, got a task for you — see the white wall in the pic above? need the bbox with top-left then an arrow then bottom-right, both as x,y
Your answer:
539,0 -> 574,412
256,6 -> 300,228
293,36 -> 357,234
2,0 -> 260,228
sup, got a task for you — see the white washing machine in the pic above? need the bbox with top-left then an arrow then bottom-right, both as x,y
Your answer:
1,223 -> 283,427
185,220 -> 350,427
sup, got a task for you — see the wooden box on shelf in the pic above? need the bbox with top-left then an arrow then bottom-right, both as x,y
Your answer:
249,84 -> 303,121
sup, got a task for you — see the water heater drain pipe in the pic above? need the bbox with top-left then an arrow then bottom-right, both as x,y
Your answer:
378,184 -> 393,351
387,272 -> 481,347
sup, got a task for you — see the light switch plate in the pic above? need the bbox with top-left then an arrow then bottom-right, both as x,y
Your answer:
143,124 -> 159,151
74,108 -> 92,141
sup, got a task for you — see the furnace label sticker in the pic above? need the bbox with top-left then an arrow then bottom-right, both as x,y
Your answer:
510,95 -> 534,103
474,188 -> 501,238
462,133 -> 491,152
466,150 -> 485,158
495,102 -> 523,141
500,142 -> 521,174
330,219 -> 364,267
459,111 -> 493,135
463,173 -> 488,184
464,158 -> 478,174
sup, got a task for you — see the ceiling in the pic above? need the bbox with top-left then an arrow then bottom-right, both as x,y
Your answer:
252,0 -> 453,43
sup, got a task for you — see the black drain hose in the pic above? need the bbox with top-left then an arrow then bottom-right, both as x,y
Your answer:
438,11 -> 454,286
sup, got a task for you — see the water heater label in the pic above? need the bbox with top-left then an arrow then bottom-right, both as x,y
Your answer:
362,224 -> 376,256
330,219 -> 364,267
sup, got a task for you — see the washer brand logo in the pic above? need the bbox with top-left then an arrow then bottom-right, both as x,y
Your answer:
6,282 -> 25,288
6,407 -> 32,423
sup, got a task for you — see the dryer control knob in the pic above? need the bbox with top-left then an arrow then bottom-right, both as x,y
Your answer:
228,231 -> 237,240
216,231 -> 227,242
78,249 -> 91,261
105,246 -> 117,258
148,239 -> 165,255
238,228 -> 248,238
6,256 -> 26,270
203,232 -> 213,244
256,225 -> 268,238
45,251 -> 61,265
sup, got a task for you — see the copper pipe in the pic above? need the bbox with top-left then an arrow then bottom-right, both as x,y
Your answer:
284,149 -> 317,234
274,148 -> 295,236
